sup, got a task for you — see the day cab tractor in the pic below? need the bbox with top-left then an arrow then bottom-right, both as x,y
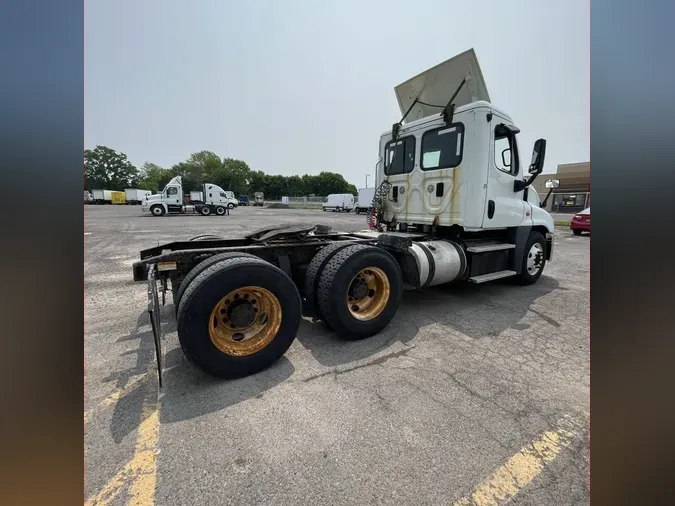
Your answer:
142,176 -> 233,216
132,49 -> 556,385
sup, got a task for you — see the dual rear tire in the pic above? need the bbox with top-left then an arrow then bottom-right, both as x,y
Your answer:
176,244 -> 403,379
306,244 -> 402,340
176,255 -> 301,379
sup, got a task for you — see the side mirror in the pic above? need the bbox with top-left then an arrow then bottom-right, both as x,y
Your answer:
528,138 -> 547,174
545,179 -> 560,189
501,148 -> 511,168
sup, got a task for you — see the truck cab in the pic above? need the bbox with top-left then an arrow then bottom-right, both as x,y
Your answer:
143,176 -> 184,215
376,49 -> 553,250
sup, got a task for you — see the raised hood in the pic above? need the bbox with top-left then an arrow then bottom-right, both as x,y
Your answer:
394,48 -> 490,124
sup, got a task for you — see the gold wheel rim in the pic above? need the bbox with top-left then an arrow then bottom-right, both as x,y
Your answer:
347,267 -> 391,321
208,286 -> 282,356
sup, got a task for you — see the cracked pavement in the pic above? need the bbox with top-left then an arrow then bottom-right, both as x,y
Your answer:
85,206 -> 589,505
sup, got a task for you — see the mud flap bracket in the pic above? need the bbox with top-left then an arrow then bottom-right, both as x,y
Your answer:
147,264 -> 163,387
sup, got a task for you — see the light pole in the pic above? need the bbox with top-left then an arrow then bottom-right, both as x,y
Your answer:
365,174 -> 369,188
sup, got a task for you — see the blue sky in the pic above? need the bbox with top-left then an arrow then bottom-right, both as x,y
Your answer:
85,0 -> 589,186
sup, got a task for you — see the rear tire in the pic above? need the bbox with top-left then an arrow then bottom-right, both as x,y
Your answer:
304,242 -> 355,319
317,244 -> 402,339
200,206 -> 211,216
572,229 -> 582,235
515,232 -> 546,285
215,206 -> 226,216
177,256 -> 301,379
174,251 -> 258,311
150,205 -> 164,217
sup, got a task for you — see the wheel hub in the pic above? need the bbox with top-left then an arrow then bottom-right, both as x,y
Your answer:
208,286 -> 281,356
526,243 -> 545,274
346,267 -> 390,321
227,299 -> 257,328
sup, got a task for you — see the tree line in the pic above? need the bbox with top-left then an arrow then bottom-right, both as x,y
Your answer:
84,145 -> 358,199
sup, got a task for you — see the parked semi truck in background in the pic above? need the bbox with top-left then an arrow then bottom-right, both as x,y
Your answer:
354,187 -> 375,214
132,49 -> 556,386
125,189 -> 152,205
254,192 -> 264,206
142,176 -> 235,216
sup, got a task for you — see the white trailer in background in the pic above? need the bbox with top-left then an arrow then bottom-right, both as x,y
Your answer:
125,189 -> 152,205
190,191 -> 204,203
91,189 -> 113,205
354,187 -> 375,214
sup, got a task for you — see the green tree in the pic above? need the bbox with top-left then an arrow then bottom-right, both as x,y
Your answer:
137,162 -> 172,192
84,145 -> 139,190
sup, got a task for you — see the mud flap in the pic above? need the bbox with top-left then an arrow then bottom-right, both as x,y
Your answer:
147,264 -> 163,387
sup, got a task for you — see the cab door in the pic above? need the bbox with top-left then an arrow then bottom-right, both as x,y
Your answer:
165,185 -> 182,212
482,120 -> 528,228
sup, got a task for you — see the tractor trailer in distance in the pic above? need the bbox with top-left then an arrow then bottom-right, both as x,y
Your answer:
142,176 -> 235,216
132,49 -> 556,386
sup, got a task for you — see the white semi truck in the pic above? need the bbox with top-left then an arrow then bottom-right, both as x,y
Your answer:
142,176 -> 234,216
354,187 -> 375,214
190,190 -> 239,209
132,49 -> 557,385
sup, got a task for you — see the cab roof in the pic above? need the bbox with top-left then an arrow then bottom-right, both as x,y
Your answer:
380,100 -> 514,139
394,48 -> 491,124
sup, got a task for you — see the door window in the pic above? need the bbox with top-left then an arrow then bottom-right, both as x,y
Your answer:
167,187 -> 178,196
494,124 -> 519,176
421,123 -> 464,171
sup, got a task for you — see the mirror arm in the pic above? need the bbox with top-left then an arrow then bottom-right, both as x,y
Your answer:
540,186 -> 555,208
514,172 -> 539,192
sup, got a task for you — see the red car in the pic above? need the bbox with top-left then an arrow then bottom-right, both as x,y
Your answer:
570,207 -> 590,235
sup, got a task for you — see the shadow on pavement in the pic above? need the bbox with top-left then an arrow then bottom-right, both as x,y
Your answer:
295,275 -> 559,368
108,275 -> 558,428
159,357 -> 295,423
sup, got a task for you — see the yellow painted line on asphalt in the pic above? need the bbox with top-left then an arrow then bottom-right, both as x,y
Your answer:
85,384 -> 159,505
84,373 -> 148,424
453,424 -> 576,506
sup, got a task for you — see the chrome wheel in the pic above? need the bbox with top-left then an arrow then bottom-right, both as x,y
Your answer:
526,243 -> 545,275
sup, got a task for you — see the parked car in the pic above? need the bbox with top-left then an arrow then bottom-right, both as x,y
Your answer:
239,195 -> 250,206
570,207 -> 590,235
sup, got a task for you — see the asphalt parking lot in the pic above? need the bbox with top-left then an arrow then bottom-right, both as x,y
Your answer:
85,205 -> 589,506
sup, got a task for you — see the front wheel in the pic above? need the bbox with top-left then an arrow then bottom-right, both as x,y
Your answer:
515,232 -> 546,285
572,229 -> 582,235
150,205 -> 164,217
227,203 -> 234,209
